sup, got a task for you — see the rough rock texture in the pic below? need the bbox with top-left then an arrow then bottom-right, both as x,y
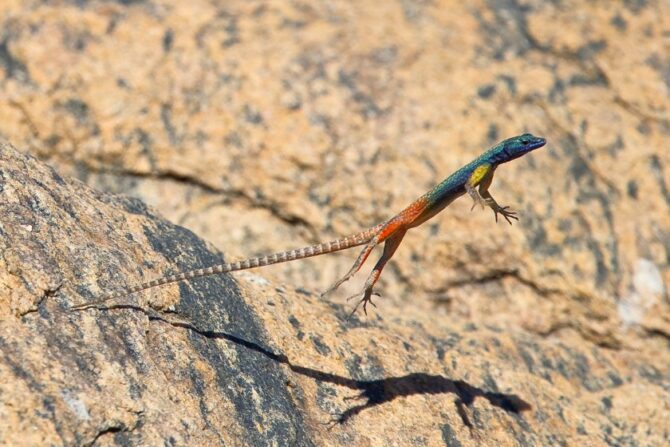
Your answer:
1,141 -> 668,446
0,0 -> 669,446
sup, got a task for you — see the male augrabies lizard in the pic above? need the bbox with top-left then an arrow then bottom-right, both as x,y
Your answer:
72,134 -> 546,314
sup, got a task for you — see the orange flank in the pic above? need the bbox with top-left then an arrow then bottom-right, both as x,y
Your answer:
377,197 -> 429,242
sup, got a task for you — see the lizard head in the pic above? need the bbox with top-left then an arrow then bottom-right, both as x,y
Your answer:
493,133 -> 546,164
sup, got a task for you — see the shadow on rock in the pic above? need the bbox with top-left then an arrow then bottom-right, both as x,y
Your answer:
76,304 -> 531,427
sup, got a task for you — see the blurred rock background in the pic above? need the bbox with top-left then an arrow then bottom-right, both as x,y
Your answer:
0,0 -> 668,445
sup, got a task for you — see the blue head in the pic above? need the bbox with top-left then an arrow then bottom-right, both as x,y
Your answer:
486,133 -> 546,165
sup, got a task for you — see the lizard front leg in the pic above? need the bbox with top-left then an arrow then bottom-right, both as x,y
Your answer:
477,168 -> 518,224
479,189 -> 518,224
466,165 -> 518,224
465,182 -> 489,211
465,164 -> 493,211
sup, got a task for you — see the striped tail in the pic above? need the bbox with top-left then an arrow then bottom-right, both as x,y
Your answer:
70,225 -> 382,310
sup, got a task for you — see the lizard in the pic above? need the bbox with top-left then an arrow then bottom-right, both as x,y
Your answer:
71,133 -> 546,314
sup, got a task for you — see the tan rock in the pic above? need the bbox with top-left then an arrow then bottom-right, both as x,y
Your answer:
0,141 -> 668,445
0,0 -> 669,445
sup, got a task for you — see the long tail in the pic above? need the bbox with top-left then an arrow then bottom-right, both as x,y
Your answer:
70,225 -> 383,310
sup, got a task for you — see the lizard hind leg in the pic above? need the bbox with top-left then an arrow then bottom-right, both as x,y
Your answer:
320,238 -> 379,298
349,230 -> 406,315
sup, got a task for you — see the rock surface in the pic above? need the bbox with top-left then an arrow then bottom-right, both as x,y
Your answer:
1,140 -> 668,446
0,0 -> 669,446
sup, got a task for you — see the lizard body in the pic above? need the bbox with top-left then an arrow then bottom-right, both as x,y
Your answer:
72,133 -> 546,313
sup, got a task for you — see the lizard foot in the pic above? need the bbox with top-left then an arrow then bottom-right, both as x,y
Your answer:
492,205 -> 518,225
347,289 -> 381,316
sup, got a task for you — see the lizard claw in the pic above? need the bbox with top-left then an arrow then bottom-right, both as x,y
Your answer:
493,206 -> 518,225
347,289 -> 380,317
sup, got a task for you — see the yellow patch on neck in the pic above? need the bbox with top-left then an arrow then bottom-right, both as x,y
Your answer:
467,163 -> 492,186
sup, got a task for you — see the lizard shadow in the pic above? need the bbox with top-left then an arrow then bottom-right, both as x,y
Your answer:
140,307 -> 532,426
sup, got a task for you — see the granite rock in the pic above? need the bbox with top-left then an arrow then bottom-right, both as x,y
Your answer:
0,142 -> 668,445
0,0 -> 669,445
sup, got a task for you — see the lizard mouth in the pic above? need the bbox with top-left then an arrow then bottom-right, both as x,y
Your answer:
530,137 -> 546,149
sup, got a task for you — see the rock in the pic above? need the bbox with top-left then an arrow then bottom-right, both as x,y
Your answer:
1,142 -> 669,445
0,0 -> 669,445
1,1 -> 669,347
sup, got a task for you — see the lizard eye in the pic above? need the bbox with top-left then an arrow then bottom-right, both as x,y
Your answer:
520,137 -> 530,145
